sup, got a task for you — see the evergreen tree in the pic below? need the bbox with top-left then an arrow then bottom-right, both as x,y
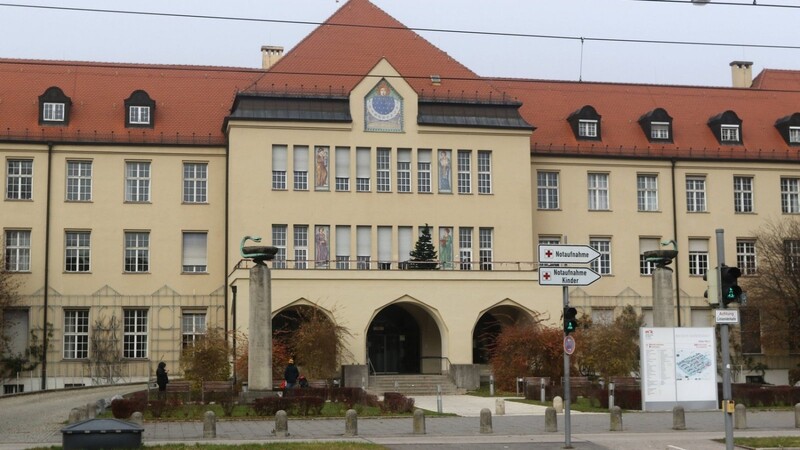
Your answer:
410,224 -> 438,262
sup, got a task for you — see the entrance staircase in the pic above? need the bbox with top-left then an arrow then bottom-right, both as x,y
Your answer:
367,374 -> 464,396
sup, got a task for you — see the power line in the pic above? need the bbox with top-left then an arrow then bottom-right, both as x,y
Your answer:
630,0 -> 800,9
1,2 -> 799,52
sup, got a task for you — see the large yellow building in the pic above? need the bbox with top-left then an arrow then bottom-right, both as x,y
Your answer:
2,0 -> 799,393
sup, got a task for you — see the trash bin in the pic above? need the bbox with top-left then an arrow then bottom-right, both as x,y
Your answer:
61,418 -> 143,450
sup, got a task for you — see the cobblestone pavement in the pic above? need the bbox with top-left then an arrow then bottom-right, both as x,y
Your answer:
1,387 -> 798,450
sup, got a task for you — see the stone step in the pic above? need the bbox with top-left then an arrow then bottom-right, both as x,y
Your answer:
367,375 -> 463,396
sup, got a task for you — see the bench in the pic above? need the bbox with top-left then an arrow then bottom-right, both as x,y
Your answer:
164,380 -> 192,401
609,376 -> 639,390
202,380 -> 234,403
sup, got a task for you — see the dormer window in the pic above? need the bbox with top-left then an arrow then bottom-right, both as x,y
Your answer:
38,86 -> 72,125
124,90 -> 156,128
567,105 -> 601,141
708,110 -> 743,145
774,113 -> 800,146
638,108 -> 673,143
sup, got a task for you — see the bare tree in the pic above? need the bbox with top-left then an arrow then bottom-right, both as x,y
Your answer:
741,217 -> 800,355
86,315 -> 124,385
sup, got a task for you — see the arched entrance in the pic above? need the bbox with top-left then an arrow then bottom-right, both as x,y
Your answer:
472,305 -> 534,364
367,303 -> 441,374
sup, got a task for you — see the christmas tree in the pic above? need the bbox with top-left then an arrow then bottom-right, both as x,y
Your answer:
410,224 -> 438,264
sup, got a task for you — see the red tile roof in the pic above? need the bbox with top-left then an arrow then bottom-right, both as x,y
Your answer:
751,69 -> 800,91
0,59 -> 261,145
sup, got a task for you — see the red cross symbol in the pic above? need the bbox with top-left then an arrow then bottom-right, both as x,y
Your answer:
545,250 -> 553,258
543,271 -> 551,280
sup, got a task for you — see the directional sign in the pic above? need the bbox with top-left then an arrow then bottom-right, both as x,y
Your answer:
539,244 -> 600,265
539,266 -> 601,286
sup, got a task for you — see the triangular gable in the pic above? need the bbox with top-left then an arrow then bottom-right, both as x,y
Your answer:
31,286 -> 61,297
92,285 -> 121,297
152,285 -> 180,297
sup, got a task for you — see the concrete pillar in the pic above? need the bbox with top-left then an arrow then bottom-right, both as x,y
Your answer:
274,410 -> 288,438
734,403 -> 747,430
672,405 -> 686,430
652,266 -> 675,327
248,262 -> 273,392
545,407 -> 558,432
610,405 -> 623,431
345,409 -> 358,436
479,408 -> 492,434
553,396 -> 564,413
68,408 -> 82,424
130,412 -> 143,426
495,398 -> 505,415
413,409 -> 426,434
795,403 -> 800,428
203,411 -> 217,438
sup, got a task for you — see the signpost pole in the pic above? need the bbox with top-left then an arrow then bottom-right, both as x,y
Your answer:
716,229 -> 734,450
563,285 -> 571,448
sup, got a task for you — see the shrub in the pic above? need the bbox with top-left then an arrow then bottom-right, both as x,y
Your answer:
110,398 -> 137,419
292,396 -> 325,416
253,397 -> 292,416
380,392 -> 415,414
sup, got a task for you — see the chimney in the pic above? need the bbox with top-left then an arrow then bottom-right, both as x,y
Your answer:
730,61 -> 753,88
261,46 -> 284,70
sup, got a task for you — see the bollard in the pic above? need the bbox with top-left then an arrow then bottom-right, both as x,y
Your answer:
609,405 -> 623,431
86,402 -> 97,419
545,406 -> 558,432
68,408 -> 82,424
795,403 -> 800,428
734,403 -> 747,430
480,408 -> 493,434
495,398 -> 505,415
203,411 -> 217,438
436,384 -> 443,414
553,396 -> 564,414
489,375 -> 495,397
672,405 -> 686,430
274,410 -> 289,438
130,411 -> 143,426
608,382 -> 615,410
345,409 -> 358,436
413,409 -> 426,434
540,378 -> 546,403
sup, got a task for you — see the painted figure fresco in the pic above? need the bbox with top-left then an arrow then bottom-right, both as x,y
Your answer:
438,150 -> 452,193
315,146 -> 329,190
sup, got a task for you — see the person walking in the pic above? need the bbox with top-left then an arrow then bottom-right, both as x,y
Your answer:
284,358 -> 299,389
156,361 -> 169,398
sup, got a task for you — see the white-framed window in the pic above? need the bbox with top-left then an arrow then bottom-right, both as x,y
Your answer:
377,226 -> 392,270
397,149 -> 411,193
781,177 -> 800,214
478,151 -> 492,194
590,238 -> 611,275
129,106 -> 151,125
786,240 -> 800,271
578,119 -> 598,138
417,149 -> 432,193
651,122 -> 670,140
66,161 -> 92,202
63,310 -> 89,359
639,237 -> 659,276
125,161 -> 151,202
457,150 -> 471,194
4,230 -> 31,272
688,239 -> 709,276
736,239 -> 757,276
294,225 -> 308,269
356,147 -> 371,192
123,309 -> 148,359
538,236 -> 561,247
181,312 -> 206,349
43,102 -> 65,122
377,148 -> 391,192
272,145 -> 288,190
124,231 -> 149,273
591,309 -> 614,325
183,162 -> 207,203
399,226 -> 413,265
459,227 -> 473,271
356,226 -> 371,270
336,225 -> 351,270
272,225 -> 287,269
537,171 -> 559,209
182,232 -> 207,273
686,176 -> 707,212
721,124 -> 740,143
65,231 -> 90,273
293,145 -> 309,191
335,147 -> 350,192
637,174 -> 658,212
588,173 -> 609,211
734,176 -> 753,213
6,159 -> 33,200
479,227 -> 493,271
790,127 -> 800,144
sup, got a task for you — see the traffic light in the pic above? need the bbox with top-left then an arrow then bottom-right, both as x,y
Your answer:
719,265 -> 743,307
564,307 -> 578,335
703,269 -> 719,305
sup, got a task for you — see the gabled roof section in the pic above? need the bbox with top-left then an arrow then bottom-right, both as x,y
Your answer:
246,0 -> 504,102
0,59 -> 261,145
751,69 -> 800,90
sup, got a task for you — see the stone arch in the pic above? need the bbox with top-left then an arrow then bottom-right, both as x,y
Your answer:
472,299 -> 538,364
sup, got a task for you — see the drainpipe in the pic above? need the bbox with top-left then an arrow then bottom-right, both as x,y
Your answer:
671,158 -> 681,327
224,141 -> 230,337
41,142 -> 53,390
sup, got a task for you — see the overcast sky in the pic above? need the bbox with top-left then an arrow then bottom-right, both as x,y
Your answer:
1,0 -> 798,87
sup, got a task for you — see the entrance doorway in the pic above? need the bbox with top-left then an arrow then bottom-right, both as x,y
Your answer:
367,305 -> 420,374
